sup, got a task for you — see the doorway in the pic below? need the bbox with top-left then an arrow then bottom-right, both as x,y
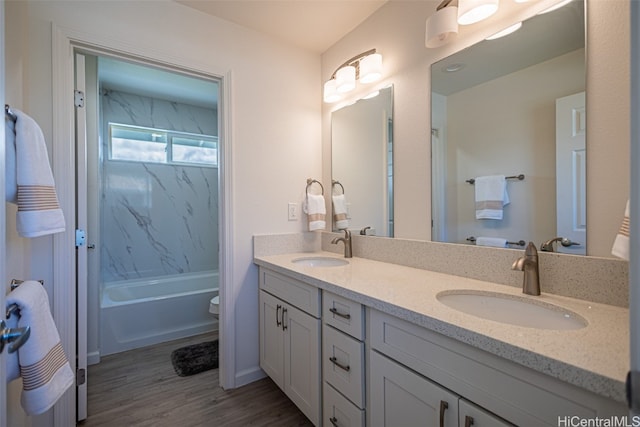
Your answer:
76,51 -> 222,421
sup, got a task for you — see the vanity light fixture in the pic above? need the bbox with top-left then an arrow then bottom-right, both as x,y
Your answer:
458,0 -> 499,25
538,0 -> 572,14
485,21 -> 522,40
425,0 -> 459,48
323,49 -> 383,103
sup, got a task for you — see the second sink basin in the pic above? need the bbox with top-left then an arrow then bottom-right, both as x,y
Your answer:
436,290 -> 587,330
292,256 -> 349,267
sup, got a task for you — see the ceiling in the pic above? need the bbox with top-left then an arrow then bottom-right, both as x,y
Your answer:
175,0 -> 388,53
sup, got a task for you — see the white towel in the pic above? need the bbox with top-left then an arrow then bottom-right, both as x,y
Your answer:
6,311 -> 21,382
303,194 -> 326,231
476,237 -> 508,248
12,109 -> 66,238
332,194 -> 350,230
475,175 -> 509,220
5,115 -> 17,202
6,281 -> 74,415
612,200 -> 630,260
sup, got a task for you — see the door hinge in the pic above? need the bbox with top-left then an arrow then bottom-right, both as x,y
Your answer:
76,368 -> 86,386
76,229 -> 86,247
74,90 -> 85,108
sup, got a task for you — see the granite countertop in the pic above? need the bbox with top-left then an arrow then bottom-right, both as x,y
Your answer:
254,251 -> 629,403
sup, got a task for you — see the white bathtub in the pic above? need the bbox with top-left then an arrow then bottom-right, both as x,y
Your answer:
100,271 -> 218,356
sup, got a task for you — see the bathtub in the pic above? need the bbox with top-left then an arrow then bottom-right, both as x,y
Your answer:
100,271 -> 218,356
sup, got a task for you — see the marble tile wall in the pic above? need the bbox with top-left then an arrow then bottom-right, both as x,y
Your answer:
101,90 -> 218,282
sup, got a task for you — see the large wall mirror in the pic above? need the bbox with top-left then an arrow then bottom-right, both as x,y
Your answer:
431,0 -> 586,254
331,86 -> 394,236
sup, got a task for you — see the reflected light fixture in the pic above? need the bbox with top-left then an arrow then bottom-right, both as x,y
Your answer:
323,49 -> 383,103
425,0 -> 459,48
485,21 -> 522,40
458,0 -> 499,25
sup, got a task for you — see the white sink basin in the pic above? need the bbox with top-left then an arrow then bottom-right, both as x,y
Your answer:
436,290 -> 587,330
292,256 -> 349,267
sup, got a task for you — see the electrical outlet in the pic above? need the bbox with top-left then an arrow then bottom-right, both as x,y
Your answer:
288,202 -> 299,221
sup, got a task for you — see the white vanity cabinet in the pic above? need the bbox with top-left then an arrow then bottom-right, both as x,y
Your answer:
322,291 -> 366,427
368,309 -> 625,426
258,268 -> 321,426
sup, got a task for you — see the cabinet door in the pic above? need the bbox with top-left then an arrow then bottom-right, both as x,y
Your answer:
259,290 -> 285,390
370,351 -> 458,427
284,302 -> 321,426
459,399 -> 514,427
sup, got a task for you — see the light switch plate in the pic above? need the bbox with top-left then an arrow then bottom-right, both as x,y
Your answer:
288,202 -> 298,221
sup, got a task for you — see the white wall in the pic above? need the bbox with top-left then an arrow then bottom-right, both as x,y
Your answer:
5,0 -> 321,422
322,0 -> 630,257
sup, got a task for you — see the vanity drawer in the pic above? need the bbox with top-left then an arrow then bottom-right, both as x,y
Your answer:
259,268 -> 320,317
323,382 -> 365,427
323,291 -> 364,339
323,324 -> 365,408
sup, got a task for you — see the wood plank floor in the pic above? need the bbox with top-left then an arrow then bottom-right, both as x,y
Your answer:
81,333 -> 313,426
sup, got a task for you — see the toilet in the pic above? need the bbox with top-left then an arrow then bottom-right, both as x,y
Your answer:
209,295 -> 219,317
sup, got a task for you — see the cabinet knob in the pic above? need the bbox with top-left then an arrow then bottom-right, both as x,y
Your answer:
329,307 -> 351,320
329,356 -> 350,372
329,416 -> 339,427
439,400 -> 449,427
465,415 -> 475,427
276,305 -> 282,327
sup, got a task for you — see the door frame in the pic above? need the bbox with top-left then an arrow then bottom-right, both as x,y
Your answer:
51,25 -> 235,424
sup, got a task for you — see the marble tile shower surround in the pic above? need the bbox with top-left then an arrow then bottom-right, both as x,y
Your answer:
101,90 -> 218,283
253,233 -> 628,308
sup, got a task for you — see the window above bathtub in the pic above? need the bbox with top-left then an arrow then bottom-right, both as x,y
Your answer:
109,123 -> 218,167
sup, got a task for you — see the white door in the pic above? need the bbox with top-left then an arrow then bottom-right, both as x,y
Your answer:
555,92 -> 586,255
75,52 -> 89,421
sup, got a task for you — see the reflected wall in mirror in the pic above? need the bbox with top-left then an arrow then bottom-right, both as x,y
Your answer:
431,0 -> 585,254
331,86 -> 394,236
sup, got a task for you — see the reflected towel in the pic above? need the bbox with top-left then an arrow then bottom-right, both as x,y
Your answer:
6,116 -> 17,202
12,109 -> 66,238
475,175 -> 509,220
611,200 -> 630,260
476,237 -> 508,248
6,281 -> 74,415
303,194 -> 326,231
332,194 -> 349,230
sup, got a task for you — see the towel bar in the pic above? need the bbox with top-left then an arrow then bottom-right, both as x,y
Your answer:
466,174 -> 525,185
467,237 -> 526,247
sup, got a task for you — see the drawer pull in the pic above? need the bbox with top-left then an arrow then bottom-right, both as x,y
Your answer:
329,307 -> 351,320
282,307 -> 288,331
465,415 -> 474,427
439,400 -> 449,427
329,416 -> 339,427
276,305 -> 282,327
329,356 -> 350,372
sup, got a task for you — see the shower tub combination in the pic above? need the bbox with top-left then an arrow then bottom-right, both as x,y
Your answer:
101,270 -> 218,356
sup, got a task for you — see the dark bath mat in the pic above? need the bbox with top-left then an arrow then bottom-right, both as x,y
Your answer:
171,340 -> 218,377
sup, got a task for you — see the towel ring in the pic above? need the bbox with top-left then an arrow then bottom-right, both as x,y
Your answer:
332,180 -> 345,195
306,178 -> 324,195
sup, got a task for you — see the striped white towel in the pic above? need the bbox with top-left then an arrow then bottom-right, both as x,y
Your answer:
12,109 -> 65,238
611,200 -> 630,260
6,281 -> 74,415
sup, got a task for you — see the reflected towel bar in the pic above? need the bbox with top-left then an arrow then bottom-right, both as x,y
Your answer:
466,174 -> 525,185
332,180 -> 345,195
467,236 -> 526,247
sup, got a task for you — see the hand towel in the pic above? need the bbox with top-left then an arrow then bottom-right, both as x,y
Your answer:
6,281 -> 74,415
611,200 -> 630,260
13,109 -> 66,238
476,237 -> 508,248
332,194 -> 350,230
6,115 -> 17,202
475,175 -> 509,220
303,194 -> 326,231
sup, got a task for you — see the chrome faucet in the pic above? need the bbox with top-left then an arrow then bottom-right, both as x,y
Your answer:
511,242 -> 540,296
540,237 -> 580,252
331,229 -> 352,258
